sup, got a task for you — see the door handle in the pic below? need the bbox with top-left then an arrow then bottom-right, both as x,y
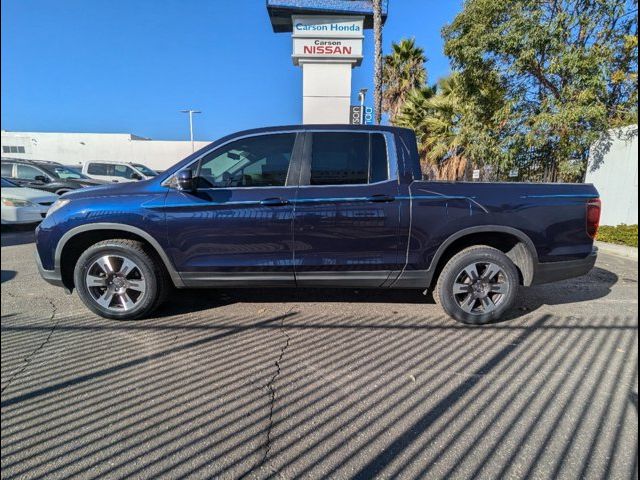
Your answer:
367,194 -> 395,203
260,197 -> 289,207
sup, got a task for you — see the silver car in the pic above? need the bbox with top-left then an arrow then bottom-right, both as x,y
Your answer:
1,177 -> 59,224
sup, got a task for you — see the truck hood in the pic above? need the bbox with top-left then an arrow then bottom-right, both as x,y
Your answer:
60,178 -> 159,200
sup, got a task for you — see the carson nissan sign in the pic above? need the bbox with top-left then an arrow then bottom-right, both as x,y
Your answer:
293,38 -> 362,57
292,15 -> 364,65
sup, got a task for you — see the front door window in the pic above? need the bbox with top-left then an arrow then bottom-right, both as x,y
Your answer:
196,133 -> 296,188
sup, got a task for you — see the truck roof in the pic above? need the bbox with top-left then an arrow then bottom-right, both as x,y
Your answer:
243,124 -> 411,133
212,124 -> 415,143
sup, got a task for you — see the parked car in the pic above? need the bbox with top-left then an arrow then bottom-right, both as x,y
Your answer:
1,158 -> 106,195
1,177 -> 59,224
80,161 -> 158,183
35,125 -> 600,323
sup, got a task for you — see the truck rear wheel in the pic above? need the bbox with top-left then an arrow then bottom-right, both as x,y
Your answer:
434,246 -> 519,324
73,239 -> 168,320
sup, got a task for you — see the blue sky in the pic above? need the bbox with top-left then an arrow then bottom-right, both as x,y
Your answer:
1,0 -> 462,141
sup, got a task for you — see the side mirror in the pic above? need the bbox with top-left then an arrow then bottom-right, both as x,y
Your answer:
177,170 -> 194,191
131,172 -> 143,181
34,175 -> 49,183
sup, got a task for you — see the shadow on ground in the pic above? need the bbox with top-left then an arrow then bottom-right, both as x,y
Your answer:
1,270 -> 17,283
1,307 -> 637,479
1,226 -> 36,248
148,266 -> 618,322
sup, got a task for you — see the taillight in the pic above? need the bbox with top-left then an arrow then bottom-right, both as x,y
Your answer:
586,198 -> 601,239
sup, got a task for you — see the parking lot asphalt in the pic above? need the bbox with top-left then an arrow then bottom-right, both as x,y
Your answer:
1,227 -> 638,480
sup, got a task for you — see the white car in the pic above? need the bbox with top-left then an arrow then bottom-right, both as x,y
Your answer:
80,161 -> 158,183
1,177 -> 59,224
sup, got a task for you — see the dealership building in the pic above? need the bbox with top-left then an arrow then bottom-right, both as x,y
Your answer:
1,130 -> 209,171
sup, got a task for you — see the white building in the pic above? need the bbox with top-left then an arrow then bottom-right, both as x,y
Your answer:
585,125 -> 638,226
1,130 -> 211,171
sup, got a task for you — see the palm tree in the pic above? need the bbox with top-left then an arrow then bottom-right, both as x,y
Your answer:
398,73 -> 512,180
373,0 -> 383,124
382,38 -> 428,122
396,75 -> 469,180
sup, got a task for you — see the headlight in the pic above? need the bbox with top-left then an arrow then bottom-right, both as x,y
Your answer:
1,197 -> 36,207
46,198 -> 70,217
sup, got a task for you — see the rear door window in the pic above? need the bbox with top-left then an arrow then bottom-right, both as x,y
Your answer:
1,163 -> 14,177
114,165 -> 136,179
16,164 -> 46,180
307,132 -> 389,186
370,133 -> 389,183
87,163 -> 110,176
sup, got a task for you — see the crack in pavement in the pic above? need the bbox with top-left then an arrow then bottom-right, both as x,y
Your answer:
1,298 -> 60,396
240,308 -> 292,479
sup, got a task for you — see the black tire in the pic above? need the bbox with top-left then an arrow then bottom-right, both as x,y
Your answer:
434,246 -> 519,324
74,239 -> 169,320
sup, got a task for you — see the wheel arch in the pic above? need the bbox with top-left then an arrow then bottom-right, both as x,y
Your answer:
426,226 -> 538,288
56,223 -> 184,291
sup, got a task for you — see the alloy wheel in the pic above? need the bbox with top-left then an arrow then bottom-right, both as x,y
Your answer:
452,261 -> 510,315
85,255 -> 147,312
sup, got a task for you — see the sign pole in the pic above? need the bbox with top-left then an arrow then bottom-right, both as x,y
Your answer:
358,88 -> 367,125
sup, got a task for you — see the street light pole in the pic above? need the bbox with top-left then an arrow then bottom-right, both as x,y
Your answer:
180,109 -> 201,152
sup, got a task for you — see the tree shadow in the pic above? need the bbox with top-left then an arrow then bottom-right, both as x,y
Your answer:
588,125 -> 638,174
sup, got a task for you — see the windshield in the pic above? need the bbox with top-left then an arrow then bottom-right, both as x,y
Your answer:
132,164 -> 157,176
45,165 -> 89,180
1,177 -> 19,187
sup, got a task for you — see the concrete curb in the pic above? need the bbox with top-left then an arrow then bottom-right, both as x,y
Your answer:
596,241 -> 638,260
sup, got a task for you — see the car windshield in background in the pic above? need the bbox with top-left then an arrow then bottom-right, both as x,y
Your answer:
132,164 -> 158,176
1,177 -> 20,187
46,165 -> 89,180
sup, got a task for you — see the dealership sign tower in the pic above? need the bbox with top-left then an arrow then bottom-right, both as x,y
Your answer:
267,0 -> 388,124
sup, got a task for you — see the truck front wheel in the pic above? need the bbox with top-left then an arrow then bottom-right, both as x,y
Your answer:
73,239 -> 168,320
434,246 -> 519,324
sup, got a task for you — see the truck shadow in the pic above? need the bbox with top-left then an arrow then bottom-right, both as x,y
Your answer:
1,270 -> 17,283
0,226 -> 37,247
154,266 -> 619,322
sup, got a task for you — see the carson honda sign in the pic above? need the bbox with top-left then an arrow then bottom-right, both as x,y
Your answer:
292,15 -> 364,66
292,16 -> 363,37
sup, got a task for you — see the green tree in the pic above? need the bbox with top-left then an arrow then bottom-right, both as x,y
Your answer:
382,38 -> 428,122
443,0 -> 638,182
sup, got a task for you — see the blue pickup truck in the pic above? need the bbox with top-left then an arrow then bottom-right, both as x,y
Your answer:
35,125 -> 601,323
